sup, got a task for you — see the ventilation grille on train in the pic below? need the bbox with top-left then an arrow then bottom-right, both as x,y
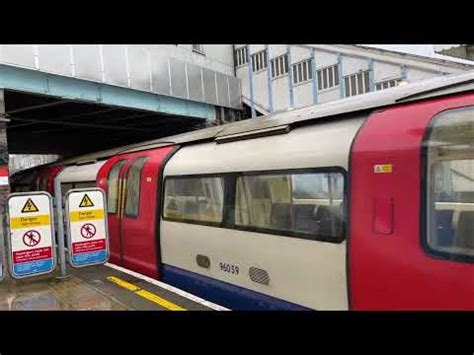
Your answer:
196,254 -> 211,269
249,267 -> 270,285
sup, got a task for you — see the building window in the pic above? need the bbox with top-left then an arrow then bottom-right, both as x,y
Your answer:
292,59 -> 313,85
192,45 -> 205,54
251,50 -> 268,73
271,54 -> 289,79
317,65 -> 339,91
375,78 -> 402,91
344,71 -> 370,97
235,170 -> 345,241
163,176 -> 225,224
124,157 -> 148,217
424,107 -> 474,262
235,47 -> 248,67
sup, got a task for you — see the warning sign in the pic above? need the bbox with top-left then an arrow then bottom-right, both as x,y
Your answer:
79,194 -> 94,208
374,164 -> 393,174
21,198 -> 40,213
23,230 -> 41,247
6,192 -> 56,279
80,223 -> 96,239
66,188 -> 109,268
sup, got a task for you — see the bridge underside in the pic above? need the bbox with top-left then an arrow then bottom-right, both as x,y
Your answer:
5,90 -> 207,156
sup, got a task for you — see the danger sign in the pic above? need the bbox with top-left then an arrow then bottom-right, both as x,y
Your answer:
80,223 -> 96,239
66,188 -> 109,268
6,192 -> 56,279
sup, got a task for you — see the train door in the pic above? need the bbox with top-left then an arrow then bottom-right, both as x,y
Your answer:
350,92 -> 474,310
97,146 -> 176,278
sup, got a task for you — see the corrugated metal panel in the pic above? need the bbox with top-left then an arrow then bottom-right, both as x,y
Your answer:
216,73 -> 230,107
0,45 -> 242,109
37,45 -> 72,77
202,68 -> 217,105
129,46 -> 152,91
0,45 -> 36,69
170,58 -> 187,98
102,45 -> 129,87
187,63 -> 203,101
73,45 -> 103,82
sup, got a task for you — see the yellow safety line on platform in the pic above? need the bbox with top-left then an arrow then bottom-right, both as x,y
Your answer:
106,276 -> 186,311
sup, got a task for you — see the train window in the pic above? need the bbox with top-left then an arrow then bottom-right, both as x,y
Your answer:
124,157 -> 148,217
163,176 -> 224,224
425,107 -> 474,262
107,160 -> 126,214
235,171 -> 345,241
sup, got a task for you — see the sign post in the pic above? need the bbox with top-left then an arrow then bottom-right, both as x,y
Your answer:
65,188 -> 109,267
6,192 -> 57,279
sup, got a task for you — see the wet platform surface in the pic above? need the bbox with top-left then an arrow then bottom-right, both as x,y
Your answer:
0,264 -> 219,311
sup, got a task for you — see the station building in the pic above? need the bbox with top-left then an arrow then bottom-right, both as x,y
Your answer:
235,45 -> 474,116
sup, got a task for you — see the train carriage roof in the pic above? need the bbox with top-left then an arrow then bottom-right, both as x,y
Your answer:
61,70 -> 474,164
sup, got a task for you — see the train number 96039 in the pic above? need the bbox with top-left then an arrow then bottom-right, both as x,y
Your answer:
219,262 -> 240,275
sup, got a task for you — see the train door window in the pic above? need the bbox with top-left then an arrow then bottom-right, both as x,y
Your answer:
235,170 -> 345,242
124,157 -> 148,217
163,176 -> 224,223
107,160 -> 126,214
425,107 -> 474,261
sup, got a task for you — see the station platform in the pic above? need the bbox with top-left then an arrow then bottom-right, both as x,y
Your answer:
0,263 -> 228,311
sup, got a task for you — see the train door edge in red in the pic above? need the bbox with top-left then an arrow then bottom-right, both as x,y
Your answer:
97,145 -> 178,279
349,92 -> 474,310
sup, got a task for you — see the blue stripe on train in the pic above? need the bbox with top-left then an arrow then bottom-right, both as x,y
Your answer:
162,264 -> 310,311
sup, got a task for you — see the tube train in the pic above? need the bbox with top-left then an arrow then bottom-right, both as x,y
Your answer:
11,72 -> 474,310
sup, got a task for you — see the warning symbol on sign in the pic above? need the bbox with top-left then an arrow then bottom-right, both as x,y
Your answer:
80,223 -> 96,239
21,198 -> 40,213
23,230 -> 41,247
79,194 -> 94,208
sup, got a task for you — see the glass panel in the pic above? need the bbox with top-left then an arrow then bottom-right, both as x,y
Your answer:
308,60 -> 313,80
124,157 -> 148,217
271,60 -> 276,78
302,61 -> 307,81
164,176 -> 224,223
334,65 -> 339,86
317,70 -> 322,90
298,64 -> 302,83
323,68 -> 328,89
357,73 -> 363,95
364,71 -> 370,91
235,172 -> 345,239
345,77 -> 350,97
328,67 -> 333,87
426,107 -> 474,260
293,66 -> 298,84
107,160 -> 126,214
350,75 -> 357,96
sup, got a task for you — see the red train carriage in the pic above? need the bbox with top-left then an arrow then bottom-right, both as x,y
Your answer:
12,72 -> 474,310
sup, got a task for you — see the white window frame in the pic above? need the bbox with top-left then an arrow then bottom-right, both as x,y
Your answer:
316,64 -> 339,92
344,70 -> 370,97
375,78 -> 402,91
271,54 -> 289,79
251,50 -> 268,73
235,47 -> 248,67
292,59 -> 313,85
